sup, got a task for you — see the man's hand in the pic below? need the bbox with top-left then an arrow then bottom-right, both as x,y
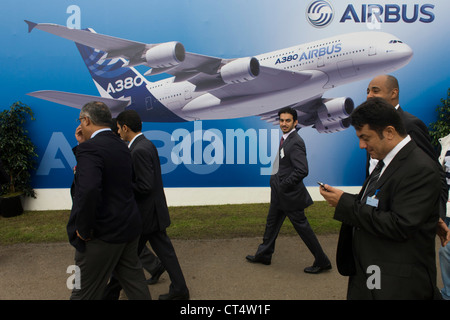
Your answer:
437,218 -> 450,247
76,230 -> 91,242
75,125 -> 86,144
319,184 -> 344,208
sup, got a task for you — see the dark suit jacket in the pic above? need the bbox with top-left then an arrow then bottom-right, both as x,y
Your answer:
270,130 -> 313,212
129,134 -> 170,234
336,140 -> 441,299
399,107 -> 449,219
397,106 -> 437,160
68,131 -> 142,252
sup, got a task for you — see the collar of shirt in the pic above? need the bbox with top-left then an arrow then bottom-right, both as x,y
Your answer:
91,128 -> 111,139
128,132 -> 143,149
282,128 -> 296,141
378,135 -> 411,176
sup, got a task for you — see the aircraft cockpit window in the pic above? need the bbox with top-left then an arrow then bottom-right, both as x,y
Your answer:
389,40 -> 404,44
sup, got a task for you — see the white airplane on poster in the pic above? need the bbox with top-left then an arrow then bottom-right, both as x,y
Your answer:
25,20 -> 412,133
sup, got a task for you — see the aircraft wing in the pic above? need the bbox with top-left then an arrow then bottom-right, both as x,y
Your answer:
25,21 -> 147,59
27,90 -> 131,116
24,21 -> 321,97
147,52 -> 223,78
25,21 -> 223,78
258,97 -> 323,125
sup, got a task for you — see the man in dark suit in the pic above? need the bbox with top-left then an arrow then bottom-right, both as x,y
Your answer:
246,107 -> 331,273
111,117 -> 165,287
320,98 -> 441,299
116,110 -> 189,300
68,101 -> 150,300
366,74 -> 449,243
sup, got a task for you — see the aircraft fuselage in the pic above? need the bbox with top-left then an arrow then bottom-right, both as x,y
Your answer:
144,31 -> 412,121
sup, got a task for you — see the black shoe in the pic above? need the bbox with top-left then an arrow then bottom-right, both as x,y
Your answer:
246,255 -> 271,265
146,264 -> 166,285
159,290 -> 190,300
304,264 -> 332,274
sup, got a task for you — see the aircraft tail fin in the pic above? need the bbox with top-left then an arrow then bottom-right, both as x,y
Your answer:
74,29 -> 148,101
75,39 -> 186,122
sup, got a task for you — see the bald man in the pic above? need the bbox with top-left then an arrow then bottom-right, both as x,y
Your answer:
366,74 -> 436,162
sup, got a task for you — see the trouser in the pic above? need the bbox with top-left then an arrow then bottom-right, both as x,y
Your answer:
140,245 -> 162,275
255,204 -> 330,266
139,230 -> 188,294
70,237 -> 151,300
102,245 -> 161,300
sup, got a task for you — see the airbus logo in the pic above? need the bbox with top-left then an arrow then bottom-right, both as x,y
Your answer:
306,0 -> 334,28
340,4 -> 435,24
306,3 -> 435,28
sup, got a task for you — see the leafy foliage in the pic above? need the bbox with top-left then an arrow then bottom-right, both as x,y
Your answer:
429,88 -> 450,147
0,102 -> 38,197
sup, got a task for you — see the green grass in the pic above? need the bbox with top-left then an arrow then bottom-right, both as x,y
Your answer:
0,202 -> 339,245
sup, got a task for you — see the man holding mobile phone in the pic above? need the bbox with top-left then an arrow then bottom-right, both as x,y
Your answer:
320,98 -> 441,299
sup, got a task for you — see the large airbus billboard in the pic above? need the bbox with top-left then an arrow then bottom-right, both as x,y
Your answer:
1,0 -> 448,207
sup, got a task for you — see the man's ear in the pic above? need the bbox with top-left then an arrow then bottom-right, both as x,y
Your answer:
383,126 -> 396,140
84,116 -> 91,126
391,88 -> 399,101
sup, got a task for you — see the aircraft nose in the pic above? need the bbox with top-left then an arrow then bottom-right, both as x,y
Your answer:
383,42 -> 414,69
399,43 -> 413,61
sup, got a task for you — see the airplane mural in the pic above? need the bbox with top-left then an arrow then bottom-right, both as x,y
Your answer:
25,21 -> 413,133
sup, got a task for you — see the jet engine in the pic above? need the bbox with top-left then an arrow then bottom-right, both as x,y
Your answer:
315,118 -> 352,133
317,97 -> 354,123
314,97 -> 354,133
145,42 -> 186,69
220,57 -> 260,84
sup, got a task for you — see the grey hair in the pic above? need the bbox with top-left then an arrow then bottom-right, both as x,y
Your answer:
80,101 -> 112,126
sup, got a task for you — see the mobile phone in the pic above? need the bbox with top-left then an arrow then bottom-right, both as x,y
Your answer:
317,181 -> 327,190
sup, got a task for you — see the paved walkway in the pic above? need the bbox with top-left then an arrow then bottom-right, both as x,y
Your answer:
0,234 -> 443,300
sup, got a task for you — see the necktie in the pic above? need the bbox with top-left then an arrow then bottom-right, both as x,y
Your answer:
361,160 -> 384,203
280,137 -> 284,148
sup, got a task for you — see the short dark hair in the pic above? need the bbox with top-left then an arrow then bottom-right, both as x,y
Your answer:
81,101 -> 112,127
116,110 -> 142,133
278,107 -> 297,121
350,97 -> 406,137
